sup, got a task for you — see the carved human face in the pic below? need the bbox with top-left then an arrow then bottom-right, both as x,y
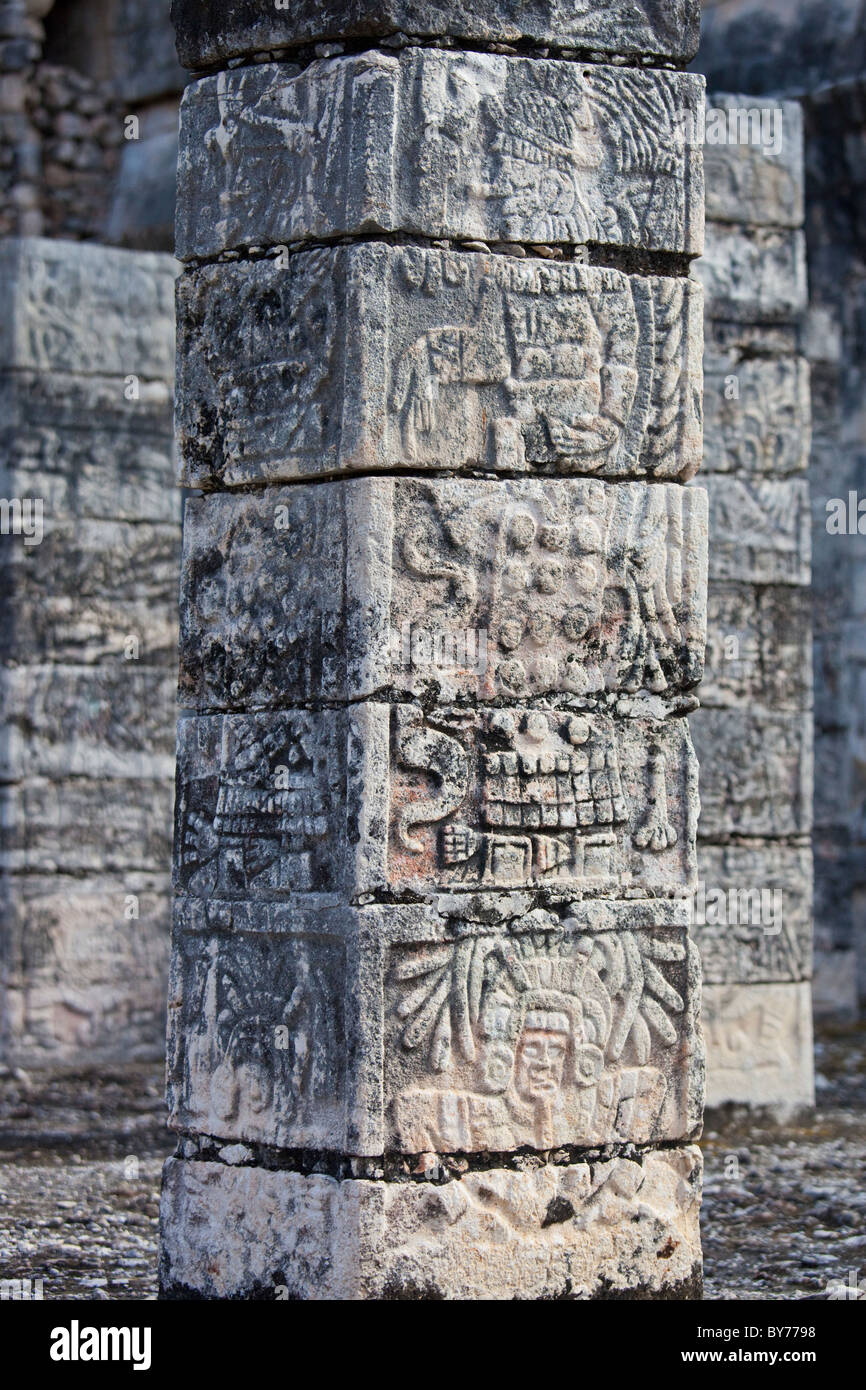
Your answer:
514,1024 -> 568,1102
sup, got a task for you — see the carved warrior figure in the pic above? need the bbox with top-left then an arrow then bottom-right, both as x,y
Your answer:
177,937 -> 340,1137
415,58 -> 689,247
391,923 -> 687,1151
391,263 -> 639,470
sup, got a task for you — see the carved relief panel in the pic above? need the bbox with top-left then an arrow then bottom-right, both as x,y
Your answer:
174,706 -> 697,906
177,247 -> 703,487
177,54 -> 704,259
167,928 -> 348,1149
390,706 -> 698,898
179,476 -> 707,710
385,913 -> 702,1153
702,359 -> 810,476
166,900 -> 701,1155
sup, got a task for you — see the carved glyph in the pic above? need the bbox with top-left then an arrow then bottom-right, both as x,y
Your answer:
178,476 -> 707,709
177,55 -> 704,259
177,248 -> 703,486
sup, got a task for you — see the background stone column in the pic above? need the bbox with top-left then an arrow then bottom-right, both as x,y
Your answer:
0,237 -> 179,1066
159,0 -> 708,1300
691,96 -> 815,1111
695,0 -> 866,1027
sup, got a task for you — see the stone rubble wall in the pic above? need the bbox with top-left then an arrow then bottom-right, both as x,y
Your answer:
0,237 -> 180,1067
159,0 -> 707,1300
690,95 -> 815,1108
0,0 -> 183,247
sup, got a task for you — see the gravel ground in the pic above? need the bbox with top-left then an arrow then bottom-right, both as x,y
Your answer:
0,1064 -> 171,1301
701,1022 -> 866,1300
0,1029 -> 864,1301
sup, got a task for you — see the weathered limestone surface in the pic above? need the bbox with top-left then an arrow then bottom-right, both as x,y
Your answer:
695,843 -> 812,984
702,476 -> 810,586
0,522 -> 179,664
701,585 -> 811,710
178,248 -> 704,488
689,96 -> 814,1108
162,5 -> 706,1299
697,223 -> 807,323
0,239 -> 180,1068
703,95 -> 804,228
1,872 -> 172,1065
802,78 -> 866,1016
159,1146 -> 704,1301
702,981 -> 814,1109
51,0 -> 186,106
0,779 -> 174,874
174,706 -> 699,902
179,477 -> 707,709
0,377 -> 176,522
693,708 -> 811,840
177,56 -> 705,259
702,358 -> 810,475
170,0 -> 702,70
699,0 -> 866,95
0,239 -> 175,377
166,900 -> 702,1156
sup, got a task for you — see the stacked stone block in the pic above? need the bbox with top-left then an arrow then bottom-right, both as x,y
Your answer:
691,96 -> 815,1108
160,0 -> 708,1299
0,237 -> 180,1065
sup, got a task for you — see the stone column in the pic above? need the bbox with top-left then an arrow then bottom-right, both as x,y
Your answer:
692,96 -> 814,1110
159,1 -> 708,1300
0,237 -> 179,1065
803,79 -> 866,1020
694,0 -> 866,1023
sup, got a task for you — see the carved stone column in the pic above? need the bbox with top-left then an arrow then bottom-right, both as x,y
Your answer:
0,237 -> 179,1066
692,96 -> 815,1111
160,0 -> 708,1300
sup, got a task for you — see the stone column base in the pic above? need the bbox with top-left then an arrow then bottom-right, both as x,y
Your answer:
159,1148 -> 703,1301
